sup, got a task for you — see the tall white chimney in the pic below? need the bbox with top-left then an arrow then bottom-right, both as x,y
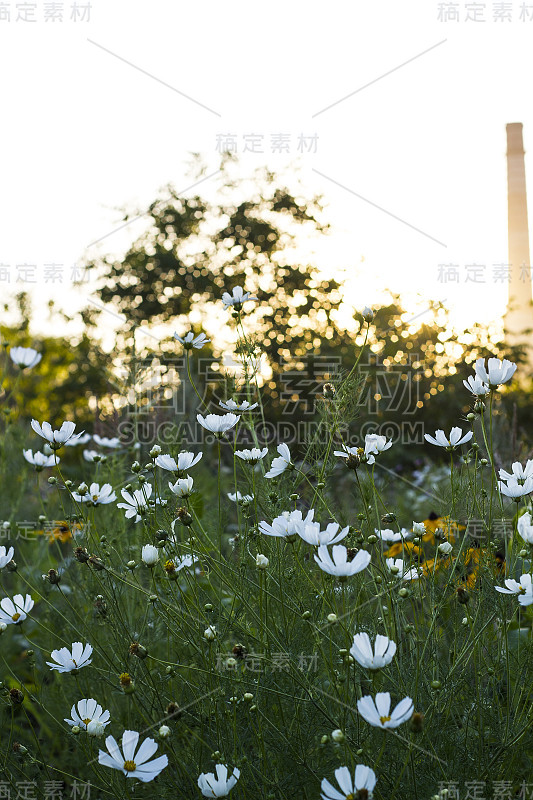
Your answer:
504,122 -> 533,357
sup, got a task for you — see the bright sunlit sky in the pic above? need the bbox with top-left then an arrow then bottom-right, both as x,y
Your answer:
2,0 -> 533,344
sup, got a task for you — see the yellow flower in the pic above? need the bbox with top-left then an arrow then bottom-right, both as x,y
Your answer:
37,521 -> 82,543
421,515 -> 464,545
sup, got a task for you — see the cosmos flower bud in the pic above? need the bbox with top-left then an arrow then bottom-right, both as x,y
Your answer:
77,483 -> 88,496
166,702 -> 181,719
158,725 -> 170,738
361,306 -> 374,322
9,688 -> 24,705
141,544 -> 159,566
119,673 -> 135,693
204,625 -> 217,642
457,587 -> 470,604
43,569 -> 61,585
150,445 -> 162,457
176,507 -> 193,526
255,554 -> 269,570
129,642 -> 148,659
323,382 -> 336,399
331,729 -> 345,743
74,547 -> 90,563
409,712 -> 425,733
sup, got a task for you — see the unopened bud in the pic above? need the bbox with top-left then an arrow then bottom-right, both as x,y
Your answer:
410,712 -> 424,733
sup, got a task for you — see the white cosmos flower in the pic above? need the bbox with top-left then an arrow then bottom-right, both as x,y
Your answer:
475,357 -> 517,388
47,642 -> 93,672
87,720 -> 107,737
227,491 -> 254,504
83,450 -> 100,462
10,346 -> 42,369
413,521 -> 426,535
173,554 -> 199,571
264,443 -> 292,478
357,692 -> 414,729
174,331 -> 210,349
219,399 -> 259,412
169,476 -> 194,498
155,451 -> 202,473
0,594 -> 34,624
93,435 -> 121,448
98,730 -> 168,782
259,509 -> 315,539
438,541 -> 453,555
235,447 -> 268,464
499,460 -> 533,483
350,633 -> 397,670
517,512 -> 533,544
386,558 -> 422,580
334,445 -> 360,460
314,545 -> 371,578
298,521 -> 349,547
375,528 -> 409,542
141,544 -> 159,566
72,483 -> 116,505
364,433 -> 392,464
198,764 -> 240,798
498,477 -> 533,499
321,765 -> 377,800
65,433 -> 92,446
31,420 -> 85,449
0,546 -> 14,569
424,427 -> 473,449
197,413 -> 239,435
463,375 -> 490,396
117,485 -> 160,523
221,286 -> 258,309
495,574 -> 533,605
23,449 -> 58,468
65,698 -> 110,733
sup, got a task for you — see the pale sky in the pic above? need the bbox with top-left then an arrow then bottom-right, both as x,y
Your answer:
1,0 -> 533,344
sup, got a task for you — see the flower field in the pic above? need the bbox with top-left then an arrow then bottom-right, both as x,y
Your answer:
0,294 -> 532,799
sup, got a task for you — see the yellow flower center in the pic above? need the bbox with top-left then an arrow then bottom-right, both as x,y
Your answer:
92,495 -> 99,501
83,718 -> 91,725
380,715 -> 391,725
123,760 -> 136,772
12,613 -> 21,622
